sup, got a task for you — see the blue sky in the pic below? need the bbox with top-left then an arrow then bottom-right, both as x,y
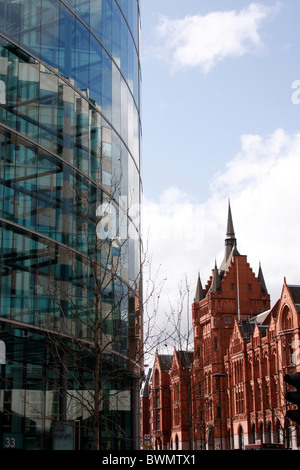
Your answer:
139,1 -> 300,323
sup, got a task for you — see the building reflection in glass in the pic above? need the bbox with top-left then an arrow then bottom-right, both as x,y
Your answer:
0,0 -> 142,450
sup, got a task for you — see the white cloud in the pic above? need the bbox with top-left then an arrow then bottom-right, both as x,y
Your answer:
143,129 -> 300,323
153,2 -> 281,72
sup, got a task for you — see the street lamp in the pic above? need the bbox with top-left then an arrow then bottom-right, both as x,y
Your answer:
213,373 -> 226,450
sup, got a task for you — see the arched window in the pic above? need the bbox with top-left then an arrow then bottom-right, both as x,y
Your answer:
250,424 -> 255,444
238,426 -> 244,449
266,422 -> 271,443
154,369 -> 160,387
282,305 -> 293,331
259,423 -> 264,443
274,420 -> 280,444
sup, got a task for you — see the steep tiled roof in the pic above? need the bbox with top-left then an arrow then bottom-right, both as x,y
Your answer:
239,321 -> 255,340
176,350 -> 194,368
158,354 -> 173,371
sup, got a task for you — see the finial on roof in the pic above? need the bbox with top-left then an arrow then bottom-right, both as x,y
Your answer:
226,199 -> 235,238
194,271 -> 204,302
209,260 -> 221,292
220,200 -> 239,271
258,262 -> 268,294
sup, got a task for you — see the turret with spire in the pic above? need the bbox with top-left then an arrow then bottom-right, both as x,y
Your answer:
209,260 -> 221,293
193,200 -> 269,312
194,272 -> 204,302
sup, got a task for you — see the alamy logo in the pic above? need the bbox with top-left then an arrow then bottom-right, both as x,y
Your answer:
291,340 -> 300,365
291,80 -> 300,104
96,196 -> 205,251
96,197 -> 140,244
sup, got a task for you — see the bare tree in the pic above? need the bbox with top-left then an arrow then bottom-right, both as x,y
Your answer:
14,165 -> 173,450
158,276 -> 222,450
161,276 -> 194,450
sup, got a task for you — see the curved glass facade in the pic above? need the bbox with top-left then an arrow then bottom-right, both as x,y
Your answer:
0,0 -> 142,450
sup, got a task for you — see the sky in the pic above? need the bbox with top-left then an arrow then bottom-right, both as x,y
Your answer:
138,0 -> 300,332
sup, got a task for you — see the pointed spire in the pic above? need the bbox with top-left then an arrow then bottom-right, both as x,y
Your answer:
225,200 -> 238,259
226,199 -> 235,238
220,200 -> 239,272
194,271 -> 204,302
209,260 -> 221,292
258,262 -> 268,294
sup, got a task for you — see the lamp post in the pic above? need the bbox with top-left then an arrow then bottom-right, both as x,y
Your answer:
213,373 -> 226,450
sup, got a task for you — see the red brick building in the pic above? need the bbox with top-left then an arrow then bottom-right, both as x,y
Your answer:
141,202 -> 300,450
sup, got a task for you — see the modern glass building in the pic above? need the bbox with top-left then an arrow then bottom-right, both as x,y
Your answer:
0,0 -> 142,450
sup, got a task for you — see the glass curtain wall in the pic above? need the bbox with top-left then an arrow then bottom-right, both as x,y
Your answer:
0,0 -> 142,450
